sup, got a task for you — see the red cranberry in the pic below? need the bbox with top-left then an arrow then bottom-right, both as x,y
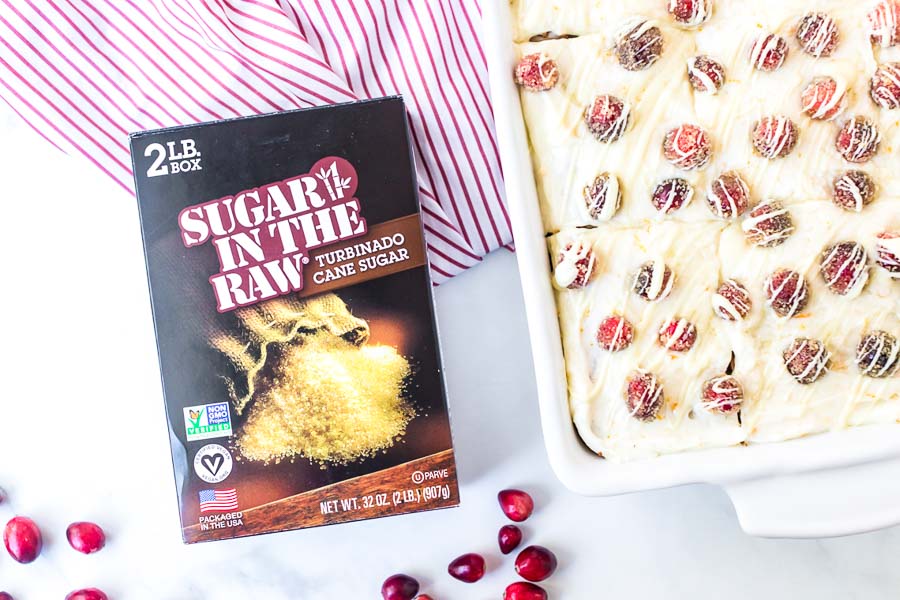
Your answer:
857,331 -> 900,378
701,375 -> 744,414
868,0 -> 900,47
707,171 -> 750,218
712,279 -> 752,321
820,241 -> 869,296
0,593 -> 13,600
382,574 -> 419,600
583,172 -> 621,220
833,171 -> 876,212
749,34 -> 789,71
615,20 -> 663,71
448,553 -> 486,583
584,95 -> 630,142
652,178 -> 694,213
415,596 -> 434,600
876,231 -> 900,276
625,370 -> 664,421
752,116 -> 798,159
554,241 -> 597,289
663,124 -> 712,170
515,546 -> 558,582
668,0 -> 711,27
765,269 -> 809,318
743,199 -> 794,247
796,13 -> 839,57
498,489 -> 534,522
504,582 -> 548,600
687,55 -> 725,94
870,63 -> 900,109
597,315 -> 635,352
66,522 -> 106,555
515,53 -> 560,92
658,319 -> 698,352
4,516 -> 42,564
633,261 -> 674,302
499,525 -> 524,555
783,338 -> 831,384
802,77 -> 846,121
836,116 -> 881,163
65,591 -> 107,600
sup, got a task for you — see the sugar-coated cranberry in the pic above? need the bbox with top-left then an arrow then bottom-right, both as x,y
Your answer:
752,116 -> 798,159
833,171 -> 876,212
597,315 -> 635,352
616,20 -> 663,71
65,591 -> 108,600
707,171 -> 750,218
633,261 -> 674,302
876,232 -> 900,276
658,319 -> 698,352
498,489 -> 534,522
652,178 -> 694,213
742,199 -> 794,247
701,376 -> 744,414
857,331 -> 900,378
668,0 -> 712,27
3,516 -> 42,564
820,242 -> 869,296
499,524 -> 524,555
712,279 -> 752,321
663,124 -> 712,170
625,370 -> 665,421
783,338 -> 831,384
870,63 -> 900,109
504,582 -> 548,600
382,574 -> 420,600
750,34 -> 788,71
554,241 -> 597,289
796,12 -> 839,57
687,55 -> 726,94
515,53 -> 559,92
448,553 -> 486,583
66,522 -> 106,555
584,172 -> 621,220
584,95 -> 630,142
802,77 -> 846,121
868,0 -> 900,47
836,116 -> 881,163
515,546 -> 558,583
765,269 -> 809,318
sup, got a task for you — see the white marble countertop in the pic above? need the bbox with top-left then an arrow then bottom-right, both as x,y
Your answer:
1,107 -> 900,599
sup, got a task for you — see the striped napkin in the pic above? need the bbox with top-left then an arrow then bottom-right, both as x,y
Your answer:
0,0 -> 509,283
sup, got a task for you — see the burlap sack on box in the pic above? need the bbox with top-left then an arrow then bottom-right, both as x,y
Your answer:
208,293 -> 369,416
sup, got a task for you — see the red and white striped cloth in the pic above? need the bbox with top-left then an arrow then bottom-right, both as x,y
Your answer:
0,0 -> 508,283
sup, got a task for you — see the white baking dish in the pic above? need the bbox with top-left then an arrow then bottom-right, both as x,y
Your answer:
482,1 -> 900,537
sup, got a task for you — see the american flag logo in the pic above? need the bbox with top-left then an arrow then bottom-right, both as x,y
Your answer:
198,489 -> 238,513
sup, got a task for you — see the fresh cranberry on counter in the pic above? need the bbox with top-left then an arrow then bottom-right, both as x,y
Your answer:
499,524 -> 524,555
67,521 -> 106,554
65,590 -> 108,600
3,516 -> 43,564
447,553 -> 486,583
498,489 -> 534,522
381,574 -> 419,600
504,581 -> 548,600
515,546 -> 558,582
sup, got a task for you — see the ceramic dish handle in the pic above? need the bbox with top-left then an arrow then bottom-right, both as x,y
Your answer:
725,456 -> 900,538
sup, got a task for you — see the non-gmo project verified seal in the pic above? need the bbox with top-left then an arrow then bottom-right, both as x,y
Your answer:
183,403 -> 232,442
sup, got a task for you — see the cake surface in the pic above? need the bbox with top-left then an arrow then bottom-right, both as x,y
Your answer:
515,0 -> 900,461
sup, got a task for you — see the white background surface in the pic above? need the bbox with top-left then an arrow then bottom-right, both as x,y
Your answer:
1,107 -> 900,600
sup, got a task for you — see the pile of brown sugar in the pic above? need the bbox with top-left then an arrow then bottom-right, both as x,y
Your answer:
236,331 -> 414,465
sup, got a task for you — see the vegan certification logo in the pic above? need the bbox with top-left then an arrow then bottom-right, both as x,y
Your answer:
183,402 -> 232,442
193,444 -> 233,484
